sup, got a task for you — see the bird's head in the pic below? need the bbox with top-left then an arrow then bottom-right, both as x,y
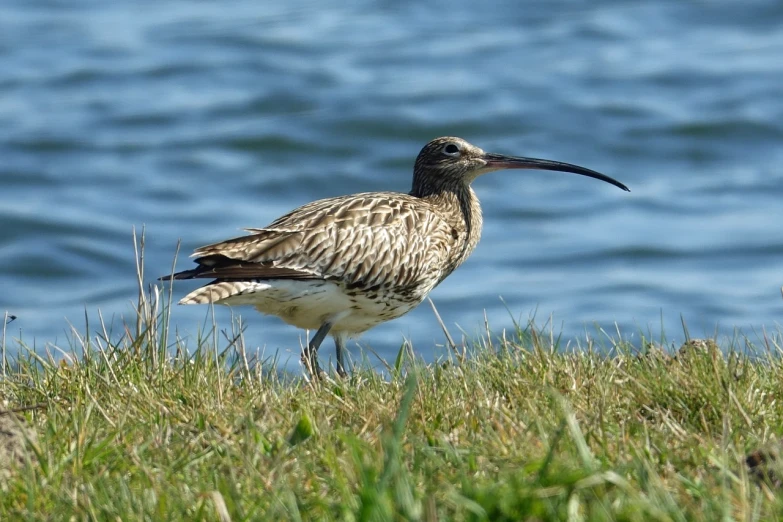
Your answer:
411,136 -> 629,196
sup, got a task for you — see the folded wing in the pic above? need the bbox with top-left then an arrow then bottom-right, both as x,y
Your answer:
163,192 -> 456,293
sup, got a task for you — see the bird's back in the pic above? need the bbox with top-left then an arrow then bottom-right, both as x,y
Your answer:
176,191 -> 469,303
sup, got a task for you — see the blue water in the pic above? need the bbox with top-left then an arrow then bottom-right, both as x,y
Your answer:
2,0 -> 782,369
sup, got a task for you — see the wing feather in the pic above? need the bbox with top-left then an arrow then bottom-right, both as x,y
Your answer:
170,192 -> 457,291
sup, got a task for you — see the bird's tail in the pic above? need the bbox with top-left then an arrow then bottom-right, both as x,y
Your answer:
158,268 -> 203,281
178,281 -> 270,305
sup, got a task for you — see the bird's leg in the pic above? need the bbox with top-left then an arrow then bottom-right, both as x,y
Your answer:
302,322 -> 332,378
334,334 -> 348,377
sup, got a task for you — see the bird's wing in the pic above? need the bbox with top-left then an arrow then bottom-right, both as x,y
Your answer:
178,193 -> 457,290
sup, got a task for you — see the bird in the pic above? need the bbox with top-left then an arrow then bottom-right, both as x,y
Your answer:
161,137 -> 629,377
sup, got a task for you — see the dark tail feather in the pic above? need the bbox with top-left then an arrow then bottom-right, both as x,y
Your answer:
159,253 -> 317,282
157,268 -> 202,281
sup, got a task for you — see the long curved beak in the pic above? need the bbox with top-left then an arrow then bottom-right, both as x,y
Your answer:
483,153 -> 630,192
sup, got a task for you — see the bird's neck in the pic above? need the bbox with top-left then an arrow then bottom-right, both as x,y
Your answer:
417,185 -> 483,270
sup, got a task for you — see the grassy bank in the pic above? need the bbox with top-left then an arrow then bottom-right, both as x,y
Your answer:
2,306 -> 783,520
2,239 -> 783,520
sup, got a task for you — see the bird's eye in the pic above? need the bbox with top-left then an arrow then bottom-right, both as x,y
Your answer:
442,143 -> 460,156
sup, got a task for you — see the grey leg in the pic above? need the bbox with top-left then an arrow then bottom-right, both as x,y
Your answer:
302,322 -> 332,377
335,334 -> 348,377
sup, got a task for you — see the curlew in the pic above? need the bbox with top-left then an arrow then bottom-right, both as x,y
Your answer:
162,137 -> 629,376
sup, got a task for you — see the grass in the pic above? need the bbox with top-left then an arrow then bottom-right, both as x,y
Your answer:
2,241 -> 783,520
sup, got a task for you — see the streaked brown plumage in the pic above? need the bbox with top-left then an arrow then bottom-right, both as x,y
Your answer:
162,137 -> 629,376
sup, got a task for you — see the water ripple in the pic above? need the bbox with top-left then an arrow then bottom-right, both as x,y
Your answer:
1,0 -> 782,364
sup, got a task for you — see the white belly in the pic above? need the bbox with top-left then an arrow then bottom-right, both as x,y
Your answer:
214,279 -> 421,334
